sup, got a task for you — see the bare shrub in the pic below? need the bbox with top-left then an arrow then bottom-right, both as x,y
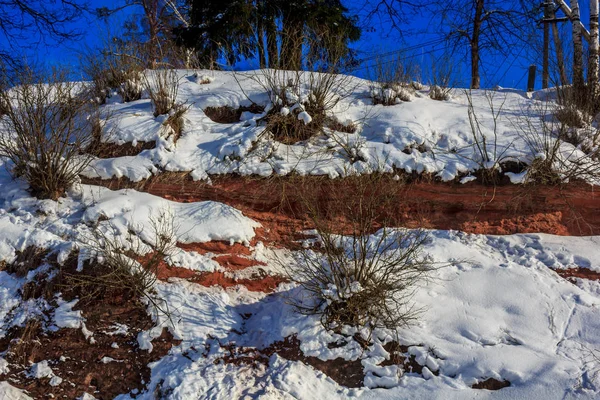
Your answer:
79,39 -> 145,104
241,66 -> 355,144
368,54 -> 417,106
429,55 -> 454,101
144,69 -> 180,117
5,319 -> 42,366
514,100 -> 600,184
68,210 -> 177,317
162,103 -> 190,143
463,90 -> 513,184
0,67 -> 99,200
4,246 -> 49,277
554,85 -> 600,128
119,69 -> 144,103
286,175 -> 433,333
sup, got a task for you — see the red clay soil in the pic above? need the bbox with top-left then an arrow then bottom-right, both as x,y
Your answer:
156,261 -> 286,293
554,267 -> 600,282
0,270 -> 179,399
155,243 -> 286,293
82,174 -> 600,237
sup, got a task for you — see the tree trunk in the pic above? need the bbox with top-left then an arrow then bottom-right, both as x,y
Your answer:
257,12 -> 266,68
281,11 -> 303,70
571,0 -> 585,93
266,5 -> 278,68
589,0 -> 599,90
470,0 -> 484,89
141,0 -> 161,67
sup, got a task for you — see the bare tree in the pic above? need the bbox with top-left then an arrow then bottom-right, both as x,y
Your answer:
570,0 -> 585,92
0,0 -> 89,69
97,0 -> 190,68
428,0 -> 536,89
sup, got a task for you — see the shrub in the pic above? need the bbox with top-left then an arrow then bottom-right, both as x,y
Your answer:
514,100 -> 600,184
287,175 -> 433,333
68,209 -> 177,316
429,55 -> 454,101
245,68 -> 355,144
119,69 -> 144,103
368,54 -> 417,106
0,67 -> 98,200
429,85 -> 452,101
162,103 -> 189,143
463,90 -> 512,184
144,69 -> 180,117
79,40 -> 145,104
554,85 -> 599,128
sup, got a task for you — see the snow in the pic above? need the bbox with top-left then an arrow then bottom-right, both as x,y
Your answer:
119,229 -> 600,400
81,186 -> 260,245
0,382 -> 32,400
72,69 -> 598,184
1,69 -> 600,399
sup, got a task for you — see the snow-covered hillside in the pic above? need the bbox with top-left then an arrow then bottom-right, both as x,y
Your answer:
83,70 -> 598,184
1,70 -> 599,399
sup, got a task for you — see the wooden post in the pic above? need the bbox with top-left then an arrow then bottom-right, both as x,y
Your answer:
527,65 -> 537,92
550,7 -> 569,86
543,2 -> 550,89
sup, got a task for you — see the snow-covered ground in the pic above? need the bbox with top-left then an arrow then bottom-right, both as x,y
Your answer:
1,70 -> 600,399
82,70 -> 598,184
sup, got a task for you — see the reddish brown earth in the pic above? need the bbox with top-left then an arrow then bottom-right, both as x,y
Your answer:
0,258 -> 179,400
554,267 -> 600,282
154,240 -> 287,293
82,174 -> 600,237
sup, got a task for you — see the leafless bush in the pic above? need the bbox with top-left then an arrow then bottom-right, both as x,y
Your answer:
144,69 -> 180,117
68,209 -> 177,317
514,100 -> 600,184
248,68 -> 355,144
429,55 -> 454,101
286,175 -> 433,333
368,54 -> 417,106
463,90 -> 513,184
119,69 -> 144,103
162,103 -> 190,143
79,40 -> 145,104
0,67 -> 99,200
554,85 -> 600,128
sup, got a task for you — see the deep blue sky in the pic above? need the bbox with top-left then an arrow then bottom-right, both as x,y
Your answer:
4,0 -> 576,90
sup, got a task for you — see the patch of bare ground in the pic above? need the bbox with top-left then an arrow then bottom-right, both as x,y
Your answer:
155,240 -> 287,292
204,104 -> 265,124
82,173 -> 600,237
0,254 -> 180,399
88,140 -> 156,158
215,335 -> 446,388
554,267 -> 600,283
471,378 -> 511,390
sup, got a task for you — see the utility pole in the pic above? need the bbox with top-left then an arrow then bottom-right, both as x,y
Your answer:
541,1 -> 570,88
542,2 -> 551,89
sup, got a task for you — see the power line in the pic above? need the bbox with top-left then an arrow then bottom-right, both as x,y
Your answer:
355,37 -> 449,65
346,43 -> 447,74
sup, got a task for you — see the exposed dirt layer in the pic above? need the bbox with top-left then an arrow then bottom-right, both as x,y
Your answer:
471,378 -> 511,390
217,335 -> 444,389
554,267 -> 600,283
159,241 -> 287,293
82,173 -> 600,237
0,257 -> 180,400
89,140 -> 156,158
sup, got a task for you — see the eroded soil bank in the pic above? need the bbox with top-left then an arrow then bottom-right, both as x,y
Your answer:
83,173 -> 600,237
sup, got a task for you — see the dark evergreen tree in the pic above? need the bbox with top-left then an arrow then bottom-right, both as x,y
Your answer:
177,0 -> 360,70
